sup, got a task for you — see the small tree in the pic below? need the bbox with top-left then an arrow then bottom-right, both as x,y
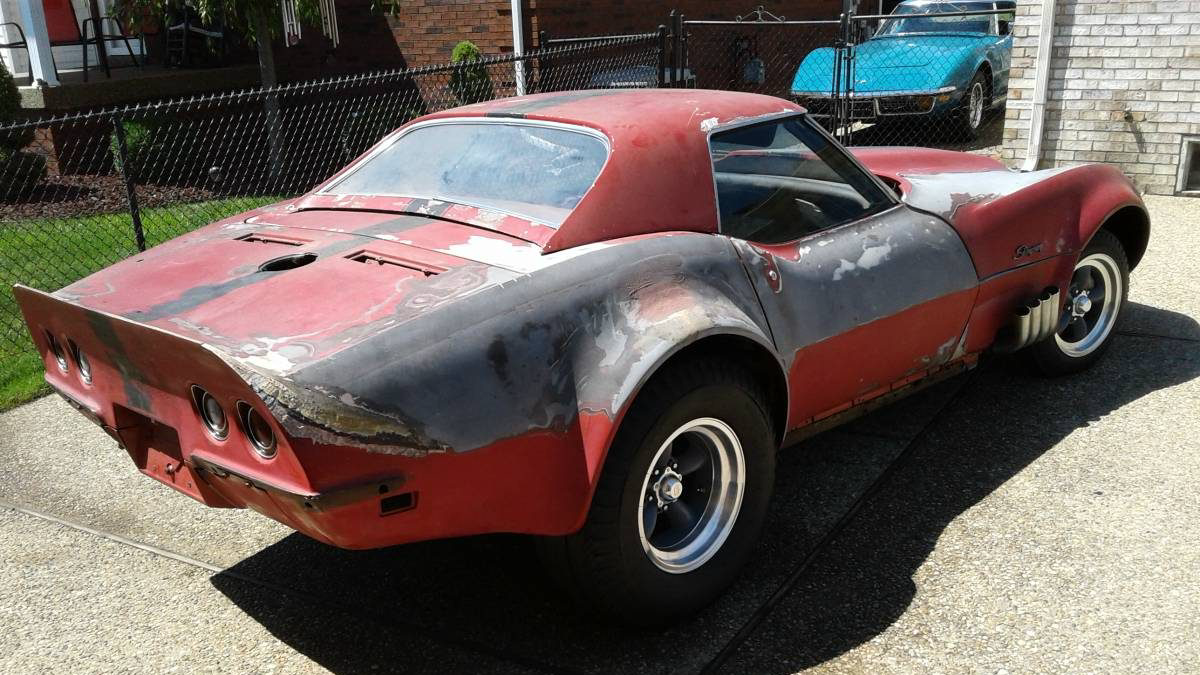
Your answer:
114,0 -> 325,88
450,41 -> 493,105
0,59 -> 31,155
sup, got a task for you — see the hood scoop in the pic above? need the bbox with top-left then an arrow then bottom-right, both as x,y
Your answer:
235,232 -> 309,246
345,249 -> 445,277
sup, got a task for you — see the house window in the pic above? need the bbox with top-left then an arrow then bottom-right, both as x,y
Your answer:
1178,136 -> 1200,195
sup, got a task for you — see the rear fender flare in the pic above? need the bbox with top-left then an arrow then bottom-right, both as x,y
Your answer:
570,277 -> 780,493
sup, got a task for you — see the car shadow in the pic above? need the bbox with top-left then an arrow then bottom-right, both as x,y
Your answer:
211,302 -> 1199,675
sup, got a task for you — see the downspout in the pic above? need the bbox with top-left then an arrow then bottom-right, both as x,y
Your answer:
1022,0 -> 1058,171
510,0 -> 526,96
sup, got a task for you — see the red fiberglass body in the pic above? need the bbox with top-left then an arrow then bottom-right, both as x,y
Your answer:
13,90 -> 1149,549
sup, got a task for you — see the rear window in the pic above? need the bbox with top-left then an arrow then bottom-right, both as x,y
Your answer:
325,122 -> 609,226
878,2 -> 996,35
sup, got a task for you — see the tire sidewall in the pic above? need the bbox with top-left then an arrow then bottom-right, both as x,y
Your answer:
1030,230 -> 1130,374
612,382 -> 774,617
959,71 -> 989,138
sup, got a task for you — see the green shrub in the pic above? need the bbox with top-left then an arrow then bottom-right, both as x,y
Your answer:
109,118 -> 162,178
449,40 -> 493,105
0,59 -> 31,149
0,59 -> 42,197
0,149 -> 47,198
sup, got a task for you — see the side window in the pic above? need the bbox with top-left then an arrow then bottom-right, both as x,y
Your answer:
997,2 -> 1016,35
709,116 -> 892,244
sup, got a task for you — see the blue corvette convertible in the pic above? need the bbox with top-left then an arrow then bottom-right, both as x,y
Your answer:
791,0 -> 1015,138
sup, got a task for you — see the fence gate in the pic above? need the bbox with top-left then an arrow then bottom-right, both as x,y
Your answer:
665,8 -> 841,97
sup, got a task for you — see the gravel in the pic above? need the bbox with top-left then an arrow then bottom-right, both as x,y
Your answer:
0,194 -> 1196,674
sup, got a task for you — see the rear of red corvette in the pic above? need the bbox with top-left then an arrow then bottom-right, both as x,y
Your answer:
18,282 -> 601,549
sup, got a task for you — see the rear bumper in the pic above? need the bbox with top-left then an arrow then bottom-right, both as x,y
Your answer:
188,454 -> 413,549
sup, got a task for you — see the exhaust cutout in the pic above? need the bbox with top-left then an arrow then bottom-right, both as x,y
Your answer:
997,286 -> 1061,353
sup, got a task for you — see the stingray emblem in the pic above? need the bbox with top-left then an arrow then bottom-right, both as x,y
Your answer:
1014,242 -> 1044,259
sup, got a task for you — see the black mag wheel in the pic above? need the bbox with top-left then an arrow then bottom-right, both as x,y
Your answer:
637,417 -> 746,574
1027,229 -> 1129,376
1055,251 -> 1123,358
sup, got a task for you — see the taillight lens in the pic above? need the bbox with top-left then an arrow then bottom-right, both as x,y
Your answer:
239,402 -> 277,459
192,386 -> 228,440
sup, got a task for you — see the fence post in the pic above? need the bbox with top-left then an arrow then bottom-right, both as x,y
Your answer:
666,10 -> 677,87
680,13 -> 688,85
657,25 -> 667,87
111,113 -> 146,252
538,30 -> 551,92
672,11 -> 685,88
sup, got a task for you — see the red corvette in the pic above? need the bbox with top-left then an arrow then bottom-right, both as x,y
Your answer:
15,89 -> 1148,623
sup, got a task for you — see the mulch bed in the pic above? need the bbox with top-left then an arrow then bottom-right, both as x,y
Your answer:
1,174 -> 219,222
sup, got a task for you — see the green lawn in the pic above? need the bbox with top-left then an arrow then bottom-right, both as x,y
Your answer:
0,195 -> 281,412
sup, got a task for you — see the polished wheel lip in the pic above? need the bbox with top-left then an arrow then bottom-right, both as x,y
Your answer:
636,417 -> 746,575
1055,252 -> 1122,358
967,81 -> 985,130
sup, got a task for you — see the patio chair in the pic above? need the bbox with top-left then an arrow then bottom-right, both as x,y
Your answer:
0,22 -> 32,80
163,3 -> 225,69
1,0 -> 142,83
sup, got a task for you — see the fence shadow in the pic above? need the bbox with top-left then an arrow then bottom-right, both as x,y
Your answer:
210,303 -> 1199,674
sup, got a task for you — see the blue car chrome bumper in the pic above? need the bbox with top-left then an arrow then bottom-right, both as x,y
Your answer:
792,86 -> 960,120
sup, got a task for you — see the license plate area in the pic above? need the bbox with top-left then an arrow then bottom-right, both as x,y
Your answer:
112,404 -> 217,504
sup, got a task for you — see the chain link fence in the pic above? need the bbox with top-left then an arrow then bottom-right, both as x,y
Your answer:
1,7 -> 1015,366
675,3 -> 1014,152
0,34 -> 659,359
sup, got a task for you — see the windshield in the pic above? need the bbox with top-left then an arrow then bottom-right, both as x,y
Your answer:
325,122 -> 609,226
877,2 -> 994,36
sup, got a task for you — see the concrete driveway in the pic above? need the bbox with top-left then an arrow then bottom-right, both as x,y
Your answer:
1,195 -> 1197,674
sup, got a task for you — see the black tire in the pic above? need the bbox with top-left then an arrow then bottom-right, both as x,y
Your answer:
539,359 -> 776,626
1026,229 -> 1129,376
956,70 -> 990,140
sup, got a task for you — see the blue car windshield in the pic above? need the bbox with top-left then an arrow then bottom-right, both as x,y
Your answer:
325,122 -> 609,226
877,2 -> 994,35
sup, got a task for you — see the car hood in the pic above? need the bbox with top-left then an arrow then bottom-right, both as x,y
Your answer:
792,34 -> 987,93
52,202 -> 596,376
857,34 -> 990,68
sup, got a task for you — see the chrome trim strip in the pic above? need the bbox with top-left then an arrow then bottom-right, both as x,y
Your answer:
792,86 -> 958,98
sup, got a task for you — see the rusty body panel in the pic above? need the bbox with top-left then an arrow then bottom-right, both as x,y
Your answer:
14,90 -> 1149,550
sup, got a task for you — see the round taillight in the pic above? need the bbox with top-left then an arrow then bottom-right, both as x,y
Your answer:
45,332 -> 67,372
68,340 -> 91,383
240,402 -> 277,458
192,386 -> 228,440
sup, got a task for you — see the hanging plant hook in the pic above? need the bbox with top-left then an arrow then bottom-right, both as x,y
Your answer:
736,5 -> 786,22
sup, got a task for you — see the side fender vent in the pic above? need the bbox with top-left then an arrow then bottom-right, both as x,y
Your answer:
346,250 -> 444,277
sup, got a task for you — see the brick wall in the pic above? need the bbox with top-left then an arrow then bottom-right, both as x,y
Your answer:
386,0 -> 515,65
1000,0 -> 1200,195
531,0 -> 841,42
316,1 -> 844,71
